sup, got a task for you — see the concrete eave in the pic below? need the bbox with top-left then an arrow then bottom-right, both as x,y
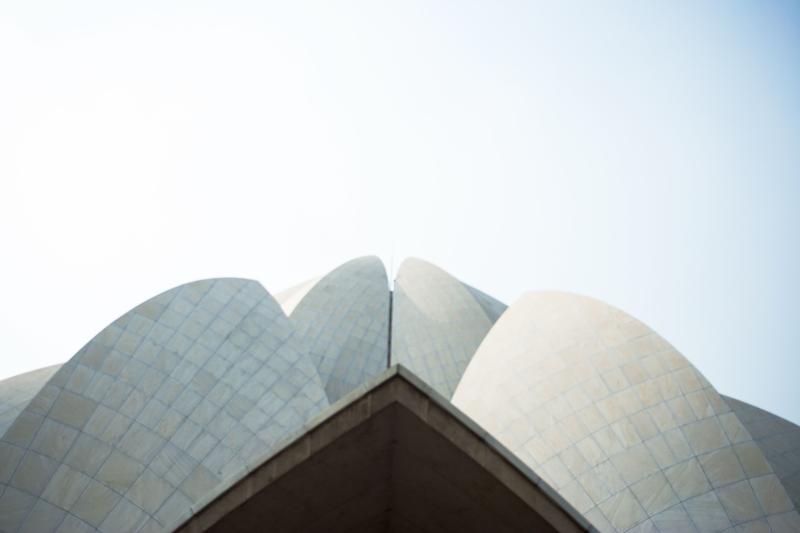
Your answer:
174,365 -> 594,532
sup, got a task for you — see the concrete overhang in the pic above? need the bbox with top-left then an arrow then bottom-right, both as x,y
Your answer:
175,366 -> 592,533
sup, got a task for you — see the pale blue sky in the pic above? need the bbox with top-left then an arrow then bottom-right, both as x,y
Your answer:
1,1 -> 799,423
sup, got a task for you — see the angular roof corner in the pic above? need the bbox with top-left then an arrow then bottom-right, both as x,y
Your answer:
175,365 -> 591,533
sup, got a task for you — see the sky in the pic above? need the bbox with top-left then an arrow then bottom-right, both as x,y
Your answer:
1,1 -> 799,423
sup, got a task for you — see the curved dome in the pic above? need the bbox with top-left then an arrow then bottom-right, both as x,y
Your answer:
0,278 -> 327,532
463,283 -> 507,323
390,257 -> 505,398
453,291 -> 799,532
0,365 -> 61,439
0,258 -> 795,533
287,256 -> 390,403
274,276 -> 322,316
724,395 -> 800,513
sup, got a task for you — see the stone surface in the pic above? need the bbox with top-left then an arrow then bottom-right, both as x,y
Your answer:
0,279 -> 328,532
391,257 -> 505,398
725,394 -> 800,511
0,365 -> 61,438
287,256 -> 390,403
273,276 -> 321,316
0,256 -> 796,533
453,291 -> 800,531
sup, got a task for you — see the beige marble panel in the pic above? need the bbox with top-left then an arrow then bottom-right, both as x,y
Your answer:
454,291 -> 799,532
0,366 -> 62,439
725,395 -> 800,512
391,257 -> 505,398
0,279 -> 328,532
286,256 -> 390,403
273,276 -> 321,316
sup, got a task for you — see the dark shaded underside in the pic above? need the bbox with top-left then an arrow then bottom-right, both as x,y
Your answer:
177,369 -> 587,533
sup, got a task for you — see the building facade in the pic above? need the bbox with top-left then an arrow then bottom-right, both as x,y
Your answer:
0,257 -> 797,532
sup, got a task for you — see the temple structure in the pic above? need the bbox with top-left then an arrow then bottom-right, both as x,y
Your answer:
0,257 -> 797,532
